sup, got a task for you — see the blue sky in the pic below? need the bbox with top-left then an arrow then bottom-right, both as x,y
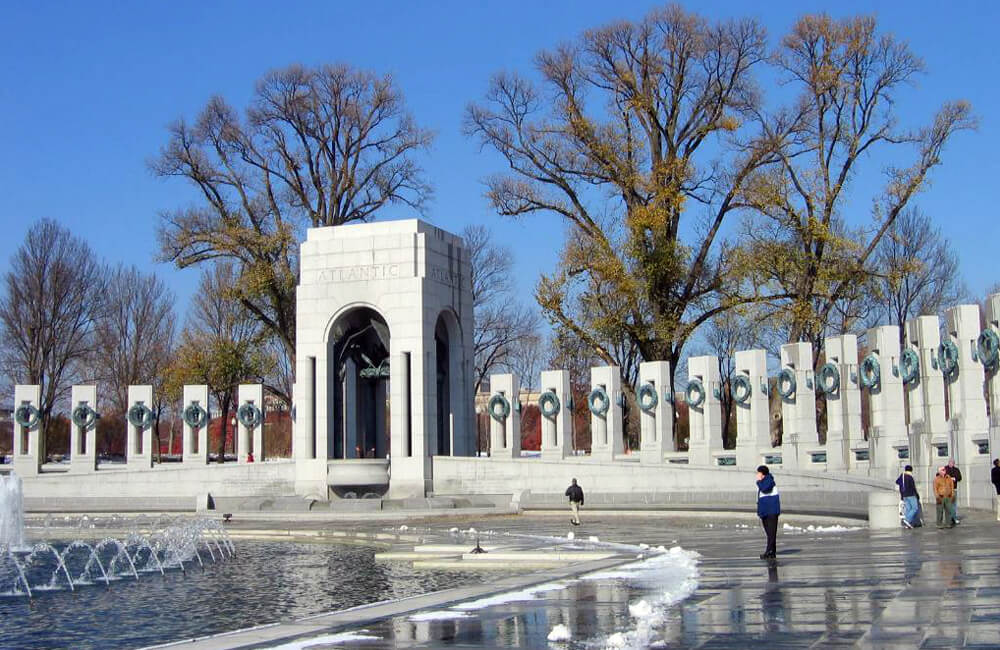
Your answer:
1,1 -> 997,324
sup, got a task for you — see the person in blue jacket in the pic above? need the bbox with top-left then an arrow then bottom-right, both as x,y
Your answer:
756,465 -> 781,559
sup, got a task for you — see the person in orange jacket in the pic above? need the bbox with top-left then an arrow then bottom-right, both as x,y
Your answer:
933,466 -> 956,528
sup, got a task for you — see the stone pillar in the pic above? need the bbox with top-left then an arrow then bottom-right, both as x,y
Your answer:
237,384 -> 264,464
868,489 -> 903,529
387,345 -> 432,499
295,357 -> 316,461
343,358 -> 358,459
864,326 -> 908,481
779,343 -> 819,470
686,356 -> 722,466
986,293 -> 1000,462
126,385 -> 154,469
734,349 -> 771,470
822,337 -> 851,472
293,354 -> 326,499
390,351 -> 411,460
69,385 -> 98,473
944,304 -> 990,509
589,366 -> 624,462
182,384 -> 210,465
905,317 -> 943,492
539,369 -> 571,460
488,373 -> 521,458
835,335 -> 866,472
638,361 -> 672,464
12,384 -> 42,477
374,379 -> 388,458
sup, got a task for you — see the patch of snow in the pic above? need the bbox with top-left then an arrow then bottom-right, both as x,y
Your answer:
547,624 -> 571,641
591,547 -> 701,649
267,631 -> 381,649
783,523 -> 862,533
453,581 -> 568,610
409,610 -> 470,622
629,600 -> 653,617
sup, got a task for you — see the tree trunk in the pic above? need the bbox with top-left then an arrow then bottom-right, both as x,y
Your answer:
218,403 -> 229,463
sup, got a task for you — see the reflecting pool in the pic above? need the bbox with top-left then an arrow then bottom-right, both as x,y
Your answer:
0,540 -> 484,650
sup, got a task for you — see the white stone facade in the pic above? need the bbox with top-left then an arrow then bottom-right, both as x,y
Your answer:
8,215 -> 999,516
293,220 -> 475,499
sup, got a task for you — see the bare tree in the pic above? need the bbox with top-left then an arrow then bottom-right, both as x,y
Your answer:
739,15 -> 975,355
94,265 -> 176,413
702,309 -> 763,447
153,63 -> 434,388
166,262 -> 274,461
465,224 -> 540,392
465,5 -> 779,404
262,334 -> 294,410
875,207 -> 968,339
547,328 -> 599,452
0,219 -> 105,438
92,264 -> 176,459
503,332 -> 544,391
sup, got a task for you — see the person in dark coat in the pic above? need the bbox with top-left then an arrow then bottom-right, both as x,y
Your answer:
565,478 -> 584,526
895,465 -> 920,528
756,465 -> 781,559
992,459 -> 1000,496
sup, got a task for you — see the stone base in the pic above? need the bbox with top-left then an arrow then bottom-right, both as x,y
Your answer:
867,489 -> 901,529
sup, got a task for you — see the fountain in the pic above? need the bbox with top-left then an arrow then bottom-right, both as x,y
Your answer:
0,472 -> 235,599
0,472 -> 25,550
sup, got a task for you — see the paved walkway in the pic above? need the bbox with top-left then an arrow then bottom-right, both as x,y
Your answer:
162,508 -> 1000,649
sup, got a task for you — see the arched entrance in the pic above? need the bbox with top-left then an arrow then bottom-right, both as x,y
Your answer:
328,306 -> 390,460
434,309 -> 466,457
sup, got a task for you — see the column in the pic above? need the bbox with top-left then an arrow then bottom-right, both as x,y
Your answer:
779,342 -> 819,469
343,358 -> 358,458
488,373 -> 521,458
944,304 -> 990,509
864,325 -> 908,481
237,384 -> 264,464
182,384 -> 210,464
638,361 -> 672,464
822,337 -> 849,471
390,351 -> 411,460
905,317 -> 942,491
836,335 -> 866,471
589,366 -> 624,461
686,356 -> 723,466
985,293 -> 1000,462
12,384 -> 42,477
734,349 -> 771,470
539,369 -> 571,460
126,385 -> 154,469
69,384 -> 98,473
374,379 -> 388,458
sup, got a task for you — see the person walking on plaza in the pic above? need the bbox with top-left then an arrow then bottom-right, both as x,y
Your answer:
934,466 -> 957,528
991,459 -> 1000,495
895,465 -> 921,528
756,465 -> 780,559
565,478 -> 584,526
945,458 -> 962,522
